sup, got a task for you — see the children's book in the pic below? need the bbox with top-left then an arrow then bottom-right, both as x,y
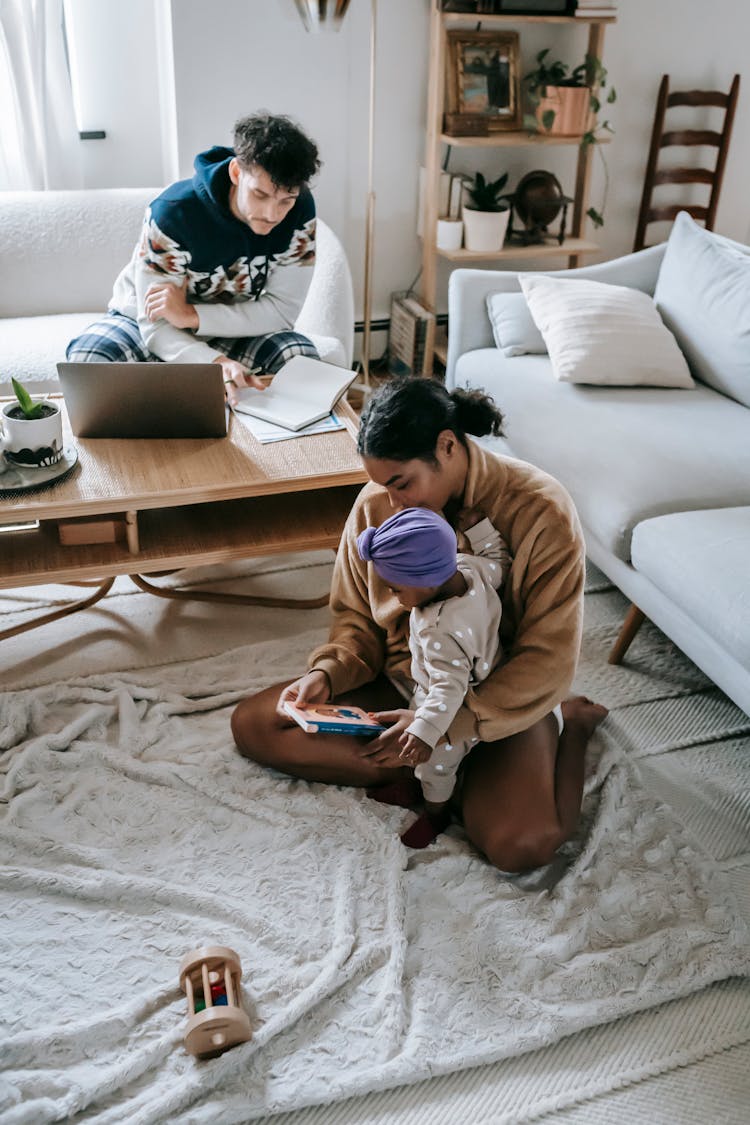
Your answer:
283,700 -> 386,736
233,355 -> 357,432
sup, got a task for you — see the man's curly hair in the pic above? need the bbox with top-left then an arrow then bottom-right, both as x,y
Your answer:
233,112 -> 321,190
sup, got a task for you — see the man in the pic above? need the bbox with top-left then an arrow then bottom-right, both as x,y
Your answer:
67,113 -> 321,403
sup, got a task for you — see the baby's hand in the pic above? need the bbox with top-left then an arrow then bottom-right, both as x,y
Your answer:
456,506 -> 485,532
398,732 -> 431,765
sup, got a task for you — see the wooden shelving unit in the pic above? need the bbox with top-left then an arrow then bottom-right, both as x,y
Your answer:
440,132 -> 611,148
419,2 -> 616,370
437,236 -> 599,262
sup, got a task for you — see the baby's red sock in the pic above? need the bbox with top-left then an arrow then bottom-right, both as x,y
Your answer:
366,777 -> 422,809
400,808 -> 451,849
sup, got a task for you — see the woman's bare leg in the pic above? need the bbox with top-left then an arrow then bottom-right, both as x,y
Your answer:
461,697 -> 608,873
231,676 -> 413,787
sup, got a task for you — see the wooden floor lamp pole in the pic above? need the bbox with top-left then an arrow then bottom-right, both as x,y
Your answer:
359,0 -> 377,395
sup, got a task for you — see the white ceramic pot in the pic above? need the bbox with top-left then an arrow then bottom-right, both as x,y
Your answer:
1,399 -> 64,468
436,218 -> 463,251
462,205 -> 510,252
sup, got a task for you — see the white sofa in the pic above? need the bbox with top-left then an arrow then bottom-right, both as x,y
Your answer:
446,226 -> 750,717
0,188 -> 355,396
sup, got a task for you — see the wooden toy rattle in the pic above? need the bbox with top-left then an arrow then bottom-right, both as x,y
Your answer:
179,945 -> 252,1058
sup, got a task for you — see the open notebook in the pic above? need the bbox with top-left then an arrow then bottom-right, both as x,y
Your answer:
233,355 -> 357,431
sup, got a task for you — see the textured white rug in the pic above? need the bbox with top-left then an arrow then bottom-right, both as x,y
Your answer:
1,609 -> 748,1124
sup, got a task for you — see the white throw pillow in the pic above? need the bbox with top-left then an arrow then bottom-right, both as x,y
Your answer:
654,211 -> 750,407
518,274 -> 694,388
486,291 -> 547,357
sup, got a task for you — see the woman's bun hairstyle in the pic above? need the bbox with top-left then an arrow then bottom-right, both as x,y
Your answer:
357,377 -> 504,462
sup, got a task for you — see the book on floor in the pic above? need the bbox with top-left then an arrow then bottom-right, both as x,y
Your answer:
283,700 -> 386,736
233,355 -> 357,432
388,293 -> 436,377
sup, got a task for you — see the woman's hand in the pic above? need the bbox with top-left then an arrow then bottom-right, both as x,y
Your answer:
398,731 -> 431,765
358,708 -> 417,767
277,670 -> 331,722
214,356 -> 265,404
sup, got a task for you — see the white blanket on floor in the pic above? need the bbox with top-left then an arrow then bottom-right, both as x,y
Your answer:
1,630 -> 748,1125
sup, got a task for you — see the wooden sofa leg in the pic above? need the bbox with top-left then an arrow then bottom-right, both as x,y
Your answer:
608,605 -> 646,665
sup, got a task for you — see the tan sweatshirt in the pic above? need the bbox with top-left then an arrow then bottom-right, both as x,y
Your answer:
308,440 -> 586,744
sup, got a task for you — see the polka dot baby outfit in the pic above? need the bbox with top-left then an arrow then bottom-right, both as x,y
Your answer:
406,518 -> 511,802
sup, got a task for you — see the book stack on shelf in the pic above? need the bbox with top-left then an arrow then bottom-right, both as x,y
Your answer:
388,292 -> 436,377
574,0 -> 617,17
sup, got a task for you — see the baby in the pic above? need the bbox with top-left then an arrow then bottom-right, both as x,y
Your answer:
357,505 -> 511,847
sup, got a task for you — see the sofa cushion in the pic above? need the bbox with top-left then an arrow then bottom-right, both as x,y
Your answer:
654,211 -> 750,408
453,348 -> 750,560
485,292 -> 547,357
0,313 -> 102,394
631,507 -> 750,669
518,274 -> 694,388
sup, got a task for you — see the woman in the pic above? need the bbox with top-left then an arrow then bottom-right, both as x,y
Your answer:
231,378 -> 607,871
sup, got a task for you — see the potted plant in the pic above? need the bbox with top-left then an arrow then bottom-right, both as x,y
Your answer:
523,49 -> 616,227
462,171 -> 511,252
0,378 -> 64,468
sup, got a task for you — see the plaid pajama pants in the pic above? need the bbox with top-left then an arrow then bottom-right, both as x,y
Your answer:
66,311 -> 319,374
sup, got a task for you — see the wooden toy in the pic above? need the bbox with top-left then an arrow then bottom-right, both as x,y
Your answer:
179,945 -> 252,1058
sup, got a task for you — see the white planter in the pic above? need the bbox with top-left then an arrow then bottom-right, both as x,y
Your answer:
436,218 -> 463,251
1,399 -> 64,468
462,205 -> 510,252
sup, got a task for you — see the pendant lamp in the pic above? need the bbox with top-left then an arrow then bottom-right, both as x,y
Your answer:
293,1 -> 352,32
293,0 -> 377,392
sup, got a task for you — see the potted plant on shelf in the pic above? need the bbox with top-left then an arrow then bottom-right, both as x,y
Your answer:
462,171 -> 511,252
0,378 -> 64,469
523,49 -> 616,226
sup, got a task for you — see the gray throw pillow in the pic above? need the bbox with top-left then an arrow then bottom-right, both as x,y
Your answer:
486,291 -> 547,358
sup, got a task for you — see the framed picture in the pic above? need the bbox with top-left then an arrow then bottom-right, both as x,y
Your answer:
446,31 -> 522,132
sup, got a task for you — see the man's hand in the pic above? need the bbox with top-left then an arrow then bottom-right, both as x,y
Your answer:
398,731 -> 431,765
277,670 -> 331,722
144,278 -> 198,329
214,356 -> 265,405
456,506 -> 485,532
356,708 -> 417,767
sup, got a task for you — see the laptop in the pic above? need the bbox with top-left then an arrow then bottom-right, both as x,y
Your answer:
57,362 -> 228,438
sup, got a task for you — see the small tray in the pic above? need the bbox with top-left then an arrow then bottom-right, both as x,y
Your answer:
0,445 -> 79,496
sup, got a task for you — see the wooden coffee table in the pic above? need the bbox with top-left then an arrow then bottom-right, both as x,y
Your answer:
0,396 -> 367,640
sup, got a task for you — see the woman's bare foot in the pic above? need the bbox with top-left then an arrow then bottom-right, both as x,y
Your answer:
553,696 -> 608,842
561,695 -> 609,736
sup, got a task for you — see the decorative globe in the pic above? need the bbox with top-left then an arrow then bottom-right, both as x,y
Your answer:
507,170 -> 573,245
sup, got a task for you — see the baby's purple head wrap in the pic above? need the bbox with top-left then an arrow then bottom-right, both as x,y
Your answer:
357,507 -> 457,588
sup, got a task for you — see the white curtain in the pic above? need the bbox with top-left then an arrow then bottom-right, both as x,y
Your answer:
0,0 -> 81,190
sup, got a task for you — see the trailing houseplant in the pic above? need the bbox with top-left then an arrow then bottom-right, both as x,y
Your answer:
523,49 -> 616,227
462,171 -> 511,252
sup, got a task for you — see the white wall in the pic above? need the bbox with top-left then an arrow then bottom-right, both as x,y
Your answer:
594,0 -> 750,254
62,0 -> 750,320
63,0 -> 170,189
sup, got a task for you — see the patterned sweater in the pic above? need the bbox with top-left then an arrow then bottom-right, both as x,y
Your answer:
109,146 -> 316,364
308,441 -> 586,745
